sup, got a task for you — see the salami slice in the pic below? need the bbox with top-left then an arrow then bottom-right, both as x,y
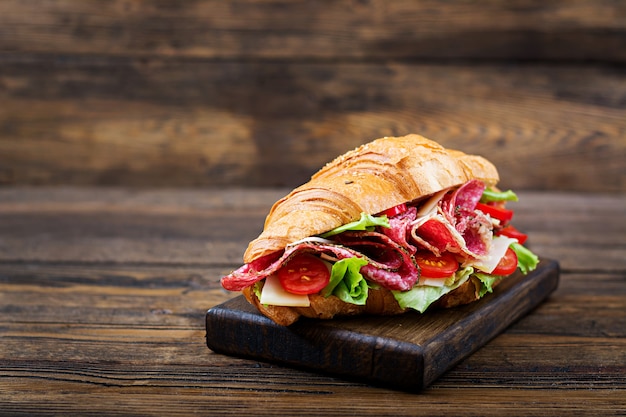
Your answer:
382,206 -> 418,255
331,230 -> 420,291
221,233 -> 420,292
411,178 -> 491,258
222,243 -> 361,291
441,179 -> 485,223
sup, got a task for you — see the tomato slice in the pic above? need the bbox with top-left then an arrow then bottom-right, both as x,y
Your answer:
491,247 -> 518,276
381,203 -> 408,217
496,225 -> 528,245
277,254 -> 331,295
415,251 -> 459,278
476,202 -> 514,224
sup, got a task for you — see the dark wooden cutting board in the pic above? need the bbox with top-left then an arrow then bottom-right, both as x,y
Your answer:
206,259 -> 559,392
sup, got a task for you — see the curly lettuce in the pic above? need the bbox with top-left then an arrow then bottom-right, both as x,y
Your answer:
511,242 -> 539,274
480,188 -> 519,203
321,257 -> 369,305
320,212 -> 390,238
473,273 -> 502,298
391,266 -> 474,313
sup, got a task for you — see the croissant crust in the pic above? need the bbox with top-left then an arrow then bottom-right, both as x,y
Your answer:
244,134 -> 498,263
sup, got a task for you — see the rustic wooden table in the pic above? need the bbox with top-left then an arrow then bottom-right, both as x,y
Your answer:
1,187 -> 624,416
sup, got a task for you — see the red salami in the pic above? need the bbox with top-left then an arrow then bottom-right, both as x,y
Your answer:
221,232 -> 420,292
332,231 -> 420,291
441,179 -> 485,223
382,206 -> 418,255
413,217 -> 461,255
221,242 -> 360,291
413,179 -> 491,258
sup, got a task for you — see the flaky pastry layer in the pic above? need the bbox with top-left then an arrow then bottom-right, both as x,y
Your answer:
244,134 -> 498,263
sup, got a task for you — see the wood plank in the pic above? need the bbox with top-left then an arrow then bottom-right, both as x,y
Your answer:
0,268 -> 234,328
0,189 -> 624,271
0,0 -> 624,61
1,63 -> 624,191
0,187 -> 275,264
2,379 -> 623,417
1,262 -> 624,414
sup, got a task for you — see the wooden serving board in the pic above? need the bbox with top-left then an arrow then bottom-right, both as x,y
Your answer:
206,259 -> 559,392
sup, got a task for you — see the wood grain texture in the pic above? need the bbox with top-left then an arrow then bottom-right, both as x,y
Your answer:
0,188 -> 625,416
1,61 -> 624,191
1,0 -> 624,61
1,0 -> 625,191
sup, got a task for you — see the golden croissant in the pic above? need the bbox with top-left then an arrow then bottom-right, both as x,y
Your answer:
221,134 -> 539,326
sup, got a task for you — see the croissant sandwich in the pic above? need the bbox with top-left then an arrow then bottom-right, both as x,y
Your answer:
221,134 -> 539,326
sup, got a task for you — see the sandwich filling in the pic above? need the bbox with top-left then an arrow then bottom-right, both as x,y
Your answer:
221,179 -> 538,313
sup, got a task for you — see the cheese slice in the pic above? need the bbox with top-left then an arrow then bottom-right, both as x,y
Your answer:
465,235 -> 518,273
259,274 -> 311,307
416,189 -> 448,217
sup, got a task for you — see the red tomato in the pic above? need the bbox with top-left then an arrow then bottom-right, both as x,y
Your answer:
277,254 -> 331,295
381,203 -> 408,217
476,202 -> 514,224
415,251 -> 459,278
496,225 -> 528,245
491,247 -> 518,276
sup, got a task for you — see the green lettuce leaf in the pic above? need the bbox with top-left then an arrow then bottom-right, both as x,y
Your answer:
252,280 -> 263,299
511,242 -> 539,274
480,188 -> 519,203
391,267 -> 474,313
321,257 -> 369,305
320,212 -> 390,238
473,273 -> 502,298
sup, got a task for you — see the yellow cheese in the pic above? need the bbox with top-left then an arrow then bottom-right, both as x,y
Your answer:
259,274 -> 311,307
465,235 -> 517,273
